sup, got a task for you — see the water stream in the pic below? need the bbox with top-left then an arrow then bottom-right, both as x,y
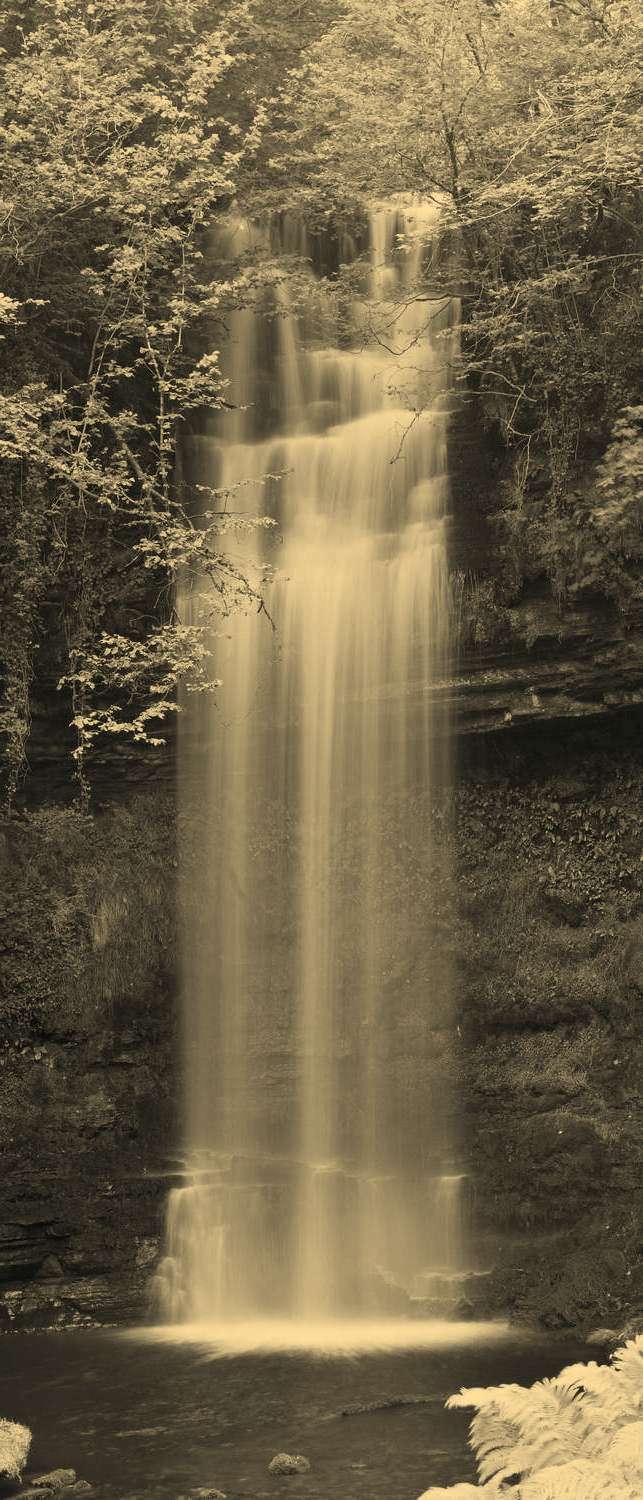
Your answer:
157,199 -> 466,1331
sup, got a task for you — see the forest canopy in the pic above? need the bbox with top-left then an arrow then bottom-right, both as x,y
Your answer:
0,0 -> 641,801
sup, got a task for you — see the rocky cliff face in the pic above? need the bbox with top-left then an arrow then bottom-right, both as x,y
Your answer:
447,397 -> 643,737
451,599 -> 642,735
0,801 -> 178,1330
453,722 -> 642,1331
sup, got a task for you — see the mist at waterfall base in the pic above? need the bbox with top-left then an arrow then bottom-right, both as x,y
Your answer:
153,199 -> 489,1353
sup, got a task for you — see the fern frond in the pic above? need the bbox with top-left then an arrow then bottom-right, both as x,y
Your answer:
466,1380 -> 588,1482
609,1418 -> 643,1471
415,1487 -> 477,1498
520,1457 -> 633,1500
415,1486 -> 497,1499
546,1362 -> 627,1457
448,1384 -> 525,1411
551,1359 -> 607,1396
467,1414 -> 523,1484
420,1335 -> 643,1499
612,1336 -> 643,1398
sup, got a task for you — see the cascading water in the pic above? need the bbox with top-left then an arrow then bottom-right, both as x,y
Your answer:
155,199 -> 468,1332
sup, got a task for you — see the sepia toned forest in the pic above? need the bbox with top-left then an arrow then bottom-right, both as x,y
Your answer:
0,7 -> 641,1497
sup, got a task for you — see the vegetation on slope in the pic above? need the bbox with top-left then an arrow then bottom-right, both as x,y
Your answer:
0,797 -> 175,1036
450,729 -> 642,1329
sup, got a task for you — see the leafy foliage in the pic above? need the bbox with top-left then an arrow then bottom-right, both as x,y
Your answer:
450,572 -> 511,648
272,0 -> 642,608
0,0 -> 273,801
0,797 -> 176,1035
451,740 -> 641,1323
59,625 -> 218,757
418,1335 -> 643,1498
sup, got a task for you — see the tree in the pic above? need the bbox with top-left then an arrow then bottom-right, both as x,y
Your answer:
0,0 -> 269,803
267,0 -> 642,609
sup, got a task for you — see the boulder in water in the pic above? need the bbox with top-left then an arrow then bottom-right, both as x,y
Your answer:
268,1454 -> 310,1475
31,1470 -> 76,1490
587,1317 -> 643,1351
176,1489 -> 227,1499
0,1417 -> 31,1479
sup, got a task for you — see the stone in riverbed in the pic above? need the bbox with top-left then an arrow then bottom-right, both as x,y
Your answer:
586,1325 -> 618,1347
268,1453 -> 311,1475
587,1316 -> 643,1351
176,1489 -> 226,1499
32,1470 -> 77,1490
0,1417 -> 31,1479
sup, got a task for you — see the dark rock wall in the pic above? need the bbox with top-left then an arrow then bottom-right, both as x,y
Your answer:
447,398 -> 643,735
454,719 -> 642,1331
0,799 -> 178,1329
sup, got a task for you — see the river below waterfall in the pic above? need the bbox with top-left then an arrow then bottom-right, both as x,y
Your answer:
0,1329 -> 591,1498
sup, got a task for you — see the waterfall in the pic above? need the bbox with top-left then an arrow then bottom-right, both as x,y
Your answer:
156,198 -> 466,1328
